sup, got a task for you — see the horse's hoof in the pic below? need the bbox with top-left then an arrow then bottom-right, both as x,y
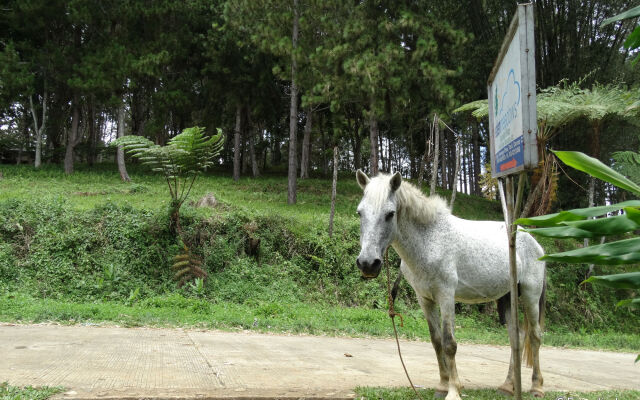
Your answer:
497,384 -> 514,397
530,389 -> 545,398
434,390 -> 448,398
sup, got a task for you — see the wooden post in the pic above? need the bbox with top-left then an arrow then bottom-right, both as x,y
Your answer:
430,116 -> 439,196
328,146 -> 338,237
498,171 -> 526,400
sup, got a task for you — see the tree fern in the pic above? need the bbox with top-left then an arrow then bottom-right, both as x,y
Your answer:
613,150 -> 640,184
113,126 -> 223,287
113,126 -> 224,226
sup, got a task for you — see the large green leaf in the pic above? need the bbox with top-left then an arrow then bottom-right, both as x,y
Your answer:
624,26 -> 640,50
625,207 -> 640,224
515,200 -> 640,227
616,298 -> 640,307
523,226 -> 595,239
563,214 -> 640,236
581,271 -> 640,289
602,5 -> 640,26
554,151 -> 640,196
541,238 -> 640,264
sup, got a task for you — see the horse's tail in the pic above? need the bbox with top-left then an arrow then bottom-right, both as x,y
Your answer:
539,267 -> 547,331
523,266 -> 546,368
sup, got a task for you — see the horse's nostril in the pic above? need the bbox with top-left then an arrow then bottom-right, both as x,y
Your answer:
372,259 -> 382,270
356,258 -> 362,269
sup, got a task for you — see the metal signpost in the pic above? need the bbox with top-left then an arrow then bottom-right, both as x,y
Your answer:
487,4 -> 537,400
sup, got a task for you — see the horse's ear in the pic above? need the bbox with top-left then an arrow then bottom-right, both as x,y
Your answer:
356,169 -> 370,190
390,171 -> 402,192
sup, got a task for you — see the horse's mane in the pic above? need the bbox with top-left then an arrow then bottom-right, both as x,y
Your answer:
364,173 -> 450,225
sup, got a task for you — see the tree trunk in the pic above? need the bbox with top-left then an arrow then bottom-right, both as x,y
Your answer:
449,134 -> 461,209
64,94 -> 80,175
248,124 -> 260,178
271,137 -> 281,166
300,107 -> 312,179
378,131 -> 385,172
430,118 -> 440,196
29,84 -> 47,168
447,131 -> 455,190
328,146 -> 338,237
116,102 -> 131,182
388,137 -> 394,172
462,139 -> 468,194
321,119 -> 328,176
472,122 -> 481,195
369,101 -> 379,176
233,104 -> 242,181
17,110 -> 29,165
440,125 -> 446,190
87,97 -> 96,166
287,0 -> 299,205
583,123 -> 601,248
351,121 -> 362,171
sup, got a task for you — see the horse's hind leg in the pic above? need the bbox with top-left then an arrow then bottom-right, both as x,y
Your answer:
438,296 -> 463,400
418,297 -> 448,397
523,295 -> 544,397
498,300 -> 525,396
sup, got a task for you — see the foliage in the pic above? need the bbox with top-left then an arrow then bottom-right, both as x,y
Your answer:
114,127 -> 223,205
613,149 -> 640,184
516,151 -> 640,360
454,83 -> 639,137
478,163 -> 498,200
602,5 -> 640,65
172,244 -> 206,288
0,166 -> 636,337
0,382 -> 64,400
114,126 -> 223,237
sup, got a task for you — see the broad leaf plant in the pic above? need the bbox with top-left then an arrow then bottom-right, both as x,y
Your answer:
515,151 -> 640,362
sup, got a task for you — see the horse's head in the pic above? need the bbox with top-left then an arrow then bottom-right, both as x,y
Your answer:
355,169 -> 402,279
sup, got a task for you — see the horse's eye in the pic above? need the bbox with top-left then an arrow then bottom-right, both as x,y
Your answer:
356,210 -> 361,217
385,211 -> 395,221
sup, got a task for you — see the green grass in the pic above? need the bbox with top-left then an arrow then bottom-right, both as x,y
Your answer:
0,164 -> 502,222
356,387 -> 640,400
2,293 -> 638,352
0,163 -> 637,354
0,382 -> 64,400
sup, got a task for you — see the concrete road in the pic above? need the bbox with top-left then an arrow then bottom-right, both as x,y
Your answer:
0,323 -> 638,399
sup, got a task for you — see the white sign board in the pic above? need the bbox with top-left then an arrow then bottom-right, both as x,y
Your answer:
488,3 -> 537,178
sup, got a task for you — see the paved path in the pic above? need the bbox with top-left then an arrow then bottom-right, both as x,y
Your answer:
1,324 -> 638,399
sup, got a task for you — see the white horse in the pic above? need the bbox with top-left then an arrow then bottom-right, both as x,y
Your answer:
355,170 -> 546,400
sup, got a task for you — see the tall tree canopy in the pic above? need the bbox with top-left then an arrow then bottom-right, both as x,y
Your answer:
1,0 -> 638,211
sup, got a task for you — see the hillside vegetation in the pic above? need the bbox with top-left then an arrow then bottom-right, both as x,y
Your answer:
0,165 -> 637,351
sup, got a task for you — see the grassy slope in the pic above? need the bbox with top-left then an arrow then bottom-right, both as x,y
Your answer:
0,164 -> 501,221
0,164 -> 638,354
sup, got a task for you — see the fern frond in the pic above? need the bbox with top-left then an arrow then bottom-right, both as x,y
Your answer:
172,260 -> 190,270
171,245 -> 208,287
174,267 -> 191,280
613,150 -> 640,184
453,99 -> 489,120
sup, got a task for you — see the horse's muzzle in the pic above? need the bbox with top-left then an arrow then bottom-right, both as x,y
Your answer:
356,257 -> 382,279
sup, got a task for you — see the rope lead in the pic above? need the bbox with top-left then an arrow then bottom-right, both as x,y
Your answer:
384,248 -> 424,400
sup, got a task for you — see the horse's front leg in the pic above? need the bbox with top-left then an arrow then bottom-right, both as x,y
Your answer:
438,295 -> 462,400
418,297 -> 448,397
